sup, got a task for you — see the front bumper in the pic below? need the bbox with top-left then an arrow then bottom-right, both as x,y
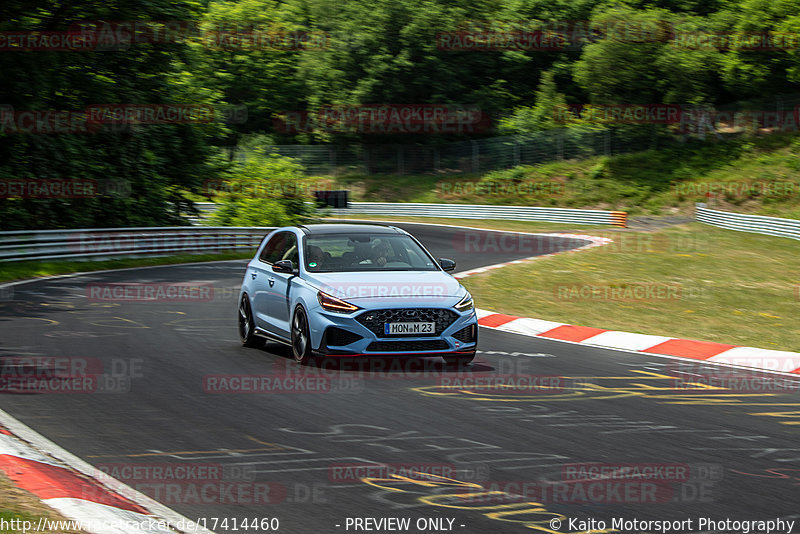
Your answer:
310,306 -> 478,357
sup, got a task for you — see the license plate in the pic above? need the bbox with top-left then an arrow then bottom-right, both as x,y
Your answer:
384,322 -> 435,335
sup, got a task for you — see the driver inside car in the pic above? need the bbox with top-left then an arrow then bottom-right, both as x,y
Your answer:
370,241 -> 391,267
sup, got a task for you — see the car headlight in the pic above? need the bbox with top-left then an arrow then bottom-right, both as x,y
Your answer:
454,292 -> 474,312
317,291 -> 361,313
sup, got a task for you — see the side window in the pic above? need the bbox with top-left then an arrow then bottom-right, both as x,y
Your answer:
259,232 -> 298,265
280,234 -> 299,265
259,232 -> 288,264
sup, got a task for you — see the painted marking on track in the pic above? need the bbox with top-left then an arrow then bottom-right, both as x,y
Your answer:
250,457 -> 382,474
88,436 -> 303,459
414,369 -> 800,427
538,325 -> 608,343
479,315 -> 519,328
4,317 -> 60,326
359,472 -> 618,533
40,301 -> 76,309
44,331 -> 126,338
82,317 -> 149,329
642,338 -> 737,359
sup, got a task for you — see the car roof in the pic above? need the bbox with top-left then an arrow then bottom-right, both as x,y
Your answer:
297,223 -> 404,235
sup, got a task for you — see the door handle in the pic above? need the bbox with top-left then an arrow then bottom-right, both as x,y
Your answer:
250,272 -> 257,280
268,278 -> 275,288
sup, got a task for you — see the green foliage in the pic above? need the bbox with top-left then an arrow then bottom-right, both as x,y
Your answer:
340,132 -> 800,217
2,0 -> 800,231
0,0 -> 224,230
207,151 -> 316,227
498,71 -> 568,134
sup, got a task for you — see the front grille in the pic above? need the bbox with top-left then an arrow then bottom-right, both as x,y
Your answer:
324,327 -> 363,346
453,324 -> 477,343
367,340 -> 450,352
356,308 -> 458,337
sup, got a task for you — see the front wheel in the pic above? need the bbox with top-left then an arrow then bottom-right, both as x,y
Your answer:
291,306 -> 314,365
443,352 -> 475,367
238,295 -> 263,348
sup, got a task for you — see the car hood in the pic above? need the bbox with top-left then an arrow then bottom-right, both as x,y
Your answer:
303,270 -> 466,306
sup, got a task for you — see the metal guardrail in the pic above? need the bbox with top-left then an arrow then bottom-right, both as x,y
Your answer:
696,203 -> 800,240
194,201 -> 626,227
0,227 -> 275,262
328,202 -> 627,227
1,203 -> 626,263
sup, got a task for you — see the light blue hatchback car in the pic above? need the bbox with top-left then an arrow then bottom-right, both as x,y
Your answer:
238,223 -> 478,365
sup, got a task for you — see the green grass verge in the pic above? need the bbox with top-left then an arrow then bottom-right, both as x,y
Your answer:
327,132 -> 800,219
1,472 -> 86,533
461,222 -> 800,352
0,251 -> 253,284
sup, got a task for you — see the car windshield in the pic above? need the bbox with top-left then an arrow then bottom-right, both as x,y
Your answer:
304,233 -> 439,272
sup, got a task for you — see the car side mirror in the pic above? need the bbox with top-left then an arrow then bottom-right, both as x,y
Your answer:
273,260 -> 295,274
439,258 -> 456,272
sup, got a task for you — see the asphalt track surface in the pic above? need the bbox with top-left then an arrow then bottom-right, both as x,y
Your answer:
1,222 -> 799,534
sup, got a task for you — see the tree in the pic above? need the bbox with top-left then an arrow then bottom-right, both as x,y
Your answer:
498,70 -> 568,134
207,151 -> 316,227
0,0 -> 226,229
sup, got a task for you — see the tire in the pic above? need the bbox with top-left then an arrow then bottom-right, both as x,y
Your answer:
443,352 -> 475,366
238,295 -> 263,348
291,305 -> 314,365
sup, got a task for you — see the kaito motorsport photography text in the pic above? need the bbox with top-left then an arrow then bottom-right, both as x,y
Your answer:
556,517 -> 796,533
